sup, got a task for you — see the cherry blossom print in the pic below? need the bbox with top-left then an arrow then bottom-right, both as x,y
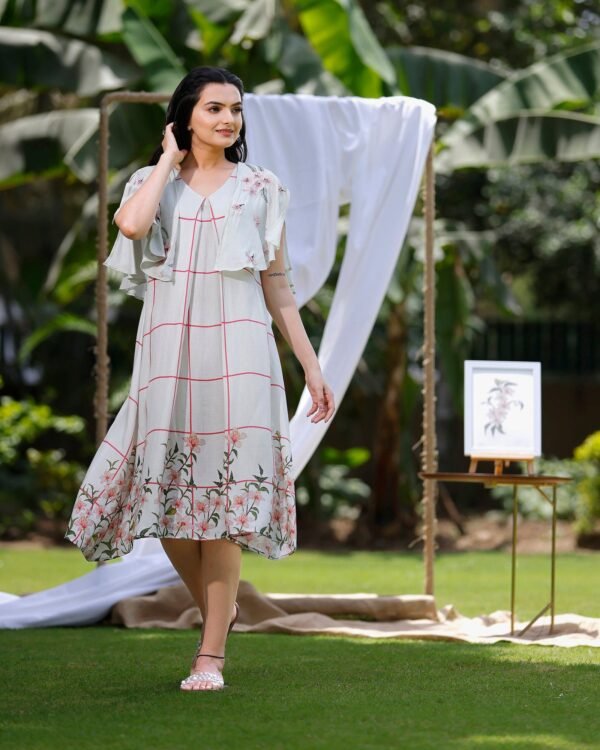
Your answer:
482,379 -> 525,437
74,515 -> 90,533
105,485 -> 119,501
248,488 -> 261,503
184,433 -> 206,451
227,428 -> 248,447
177,517 -> 190,534
241,169 -> 272,197
100,470 -> 113,486
213,497 -> 224,511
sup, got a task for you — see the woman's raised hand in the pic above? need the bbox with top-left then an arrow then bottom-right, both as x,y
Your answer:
161,122 -> 188,165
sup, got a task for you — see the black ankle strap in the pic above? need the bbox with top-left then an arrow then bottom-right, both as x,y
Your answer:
197,653 -> 225,659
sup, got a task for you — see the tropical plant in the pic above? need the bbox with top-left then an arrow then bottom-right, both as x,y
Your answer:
476,159 -> 600,319
0,376 -> 87,538
573,431 -> 600,535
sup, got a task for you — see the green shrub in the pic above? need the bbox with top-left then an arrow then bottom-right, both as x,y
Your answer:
0,376 -> 86,538
295,446 -> 371,521
490,457 -> 581,521
573,431 -> 600,535
489,432 -> 600,536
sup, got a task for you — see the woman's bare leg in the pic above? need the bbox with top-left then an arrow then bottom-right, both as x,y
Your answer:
190,538 -> 242,689
159,538 -> 207,621
160,536 -> 241,690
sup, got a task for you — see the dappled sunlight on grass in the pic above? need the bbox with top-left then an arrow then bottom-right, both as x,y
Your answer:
450,736 -> 590,749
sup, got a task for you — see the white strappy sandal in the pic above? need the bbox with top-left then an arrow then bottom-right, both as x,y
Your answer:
179,602 -> 240,691
180,652 -> 225,691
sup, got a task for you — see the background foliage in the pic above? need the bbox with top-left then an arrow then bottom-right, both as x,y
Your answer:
0,0 -> 599,543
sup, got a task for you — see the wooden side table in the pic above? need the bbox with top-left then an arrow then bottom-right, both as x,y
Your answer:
419,472 -> 572,636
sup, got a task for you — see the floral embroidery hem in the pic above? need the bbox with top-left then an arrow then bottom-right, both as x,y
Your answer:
65,428 -> 296,563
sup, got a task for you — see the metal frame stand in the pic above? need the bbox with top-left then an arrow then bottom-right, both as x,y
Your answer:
420,472 -> 570,637
511,483 -> 558,636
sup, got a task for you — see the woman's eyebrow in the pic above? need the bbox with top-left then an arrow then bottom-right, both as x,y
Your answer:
205,101 -> 243,106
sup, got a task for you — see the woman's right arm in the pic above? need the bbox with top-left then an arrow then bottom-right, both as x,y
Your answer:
115,123 -> 187,240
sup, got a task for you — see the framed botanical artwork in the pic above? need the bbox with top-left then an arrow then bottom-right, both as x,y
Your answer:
464,360 -> 542,459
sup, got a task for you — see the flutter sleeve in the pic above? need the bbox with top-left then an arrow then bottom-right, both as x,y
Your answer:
263,170 -> 296,296
103,166 -> 171,301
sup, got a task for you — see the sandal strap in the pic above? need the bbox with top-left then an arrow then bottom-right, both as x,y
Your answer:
191,648 -> 226,668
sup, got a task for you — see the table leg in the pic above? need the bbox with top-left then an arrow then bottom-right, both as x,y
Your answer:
511,484 -> 518,635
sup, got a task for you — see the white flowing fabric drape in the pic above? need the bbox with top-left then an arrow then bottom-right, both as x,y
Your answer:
0,93 -> 435,628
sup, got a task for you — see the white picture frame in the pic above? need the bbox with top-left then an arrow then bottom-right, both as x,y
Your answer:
464,360 -> 542,459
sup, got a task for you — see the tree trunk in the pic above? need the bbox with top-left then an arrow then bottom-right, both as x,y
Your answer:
366,300 -> 418,538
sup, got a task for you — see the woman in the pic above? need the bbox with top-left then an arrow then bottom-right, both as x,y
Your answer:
64,66 -> 335,692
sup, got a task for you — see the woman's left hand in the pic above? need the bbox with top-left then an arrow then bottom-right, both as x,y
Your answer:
305,367 -> 335,424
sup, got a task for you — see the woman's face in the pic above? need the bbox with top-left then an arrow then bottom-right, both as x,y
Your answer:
187,82 -> 244,150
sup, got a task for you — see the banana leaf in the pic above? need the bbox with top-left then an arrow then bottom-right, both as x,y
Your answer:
386,45 -> 507,112
64,102 -> 165,182
0,109 -> 98,183
0,26 -> 140,96
437,110 -> 600,172
293,0 -> 397,97
443,41 -> 600,148
0,0 -> 122,36
121,6 -> 186,93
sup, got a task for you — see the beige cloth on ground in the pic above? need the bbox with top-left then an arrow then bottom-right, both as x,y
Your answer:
106,579 -> 599,648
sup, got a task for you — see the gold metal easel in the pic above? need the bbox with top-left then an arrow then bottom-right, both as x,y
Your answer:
420,470 -> 571,636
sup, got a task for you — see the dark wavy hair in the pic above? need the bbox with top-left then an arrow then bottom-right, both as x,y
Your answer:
148,66 -> 247,166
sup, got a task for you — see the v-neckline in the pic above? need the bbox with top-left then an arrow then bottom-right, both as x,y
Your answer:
177,163 -> 238,201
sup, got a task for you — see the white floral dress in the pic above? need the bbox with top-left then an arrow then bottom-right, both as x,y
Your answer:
65,162 -> 297,562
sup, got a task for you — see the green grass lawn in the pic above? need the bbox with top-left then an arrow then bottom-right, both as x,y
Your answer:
0,547 -> 598,750
1,546 -> 598,619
